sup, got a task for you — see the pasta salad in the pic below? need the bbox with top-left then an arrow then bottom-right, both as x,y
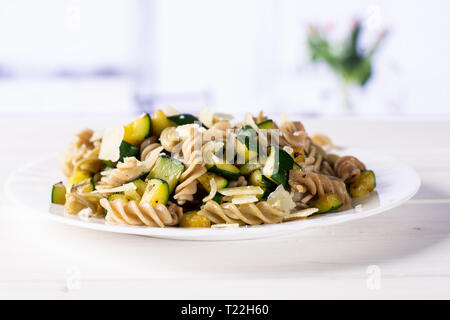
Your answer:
51,108 -> 376,228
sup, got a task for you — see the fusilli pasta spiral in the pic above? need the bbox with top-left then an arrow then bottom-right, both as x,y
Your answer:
198,200 -> 289,225
280,121 -> 333,175
61,129 -> 100,177
289,170 -> 351,207
96,149 -> 161,190
100,198 -> 183,227
159,127 -> 181,152
334,156 -> 366,183
140,136 -> 162,161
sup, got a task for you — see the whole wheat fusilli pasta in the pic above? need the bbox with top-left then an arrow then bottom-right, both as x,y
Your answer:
100,198 -> 183,227
198,200 -> 289,225
334,156 -> 366,183
289,170 -> 351,207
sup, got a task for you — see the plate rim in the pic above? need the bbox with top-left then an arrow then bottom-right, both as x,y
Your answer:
5,153 -> 421,241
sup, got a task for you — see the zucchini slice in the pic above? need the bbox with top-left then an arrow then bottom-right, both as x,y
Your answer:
262,146 -> 295,188
249,170 -> 277,199
310,193 -> 343,213
349,170 -> 376,198
198,172 -> 229,193
257,119 -> 277,130
123,113 -> 152,146
239,162 -> 262,176
132,179 -> 147,197
118,141 -> 140,162
151,109 -> 176,137
51,182 -> 66,205
179,211 -> 211,228
207,163 -> 240,180
167,113 -> 207,127
236,125 -> 259,163
68,169 -> 91,190
72,177 -> 95,193
108,193 -> 129,204
146,155 -> 185,193
140,178 -> 169,206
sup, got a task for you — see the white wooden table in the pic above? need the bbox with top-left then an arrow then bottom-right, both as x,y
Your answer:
1,115 -> 449,299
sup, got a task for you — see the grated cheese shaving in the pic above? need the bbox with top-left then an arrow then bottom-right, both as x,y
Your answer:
244,112 -> 259,131
199,106 -> 213,128
176,123 -> 205,141
213,113 -> 234,121
165,105 -> 180,116
267,185 -> 296,213
283,208 -> 318,221
92,182 -> 137,194
222,195 -> 259,204
78,207 -> 94,220
99,126 -> 124,162
90,129 -> 104,142
219,186 -> 263,196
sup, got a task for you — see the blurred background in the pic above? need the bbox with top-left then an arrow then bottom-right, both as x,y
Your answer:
0,0 -> 449,117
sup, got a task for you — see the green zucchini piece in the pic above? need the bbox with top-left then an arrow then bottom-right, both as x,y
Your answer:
211,193 -> 223,204
119,141 -> 140,162
51,182 -> 66,205
262,146 -> 295,188
202,193 -> 224,205
249,170 -> 277,199
310,193 -> 343,213
207,163 -> 240,180
198,172 -> 229,192
146,155 -> 185,193
349,170 -> 376,198
257,119 -> 277,130
103,160 -> 117,167
167,113 -> 207,128
239,162 -> 262,176
236,125 -> 259,163
140,178 -> 169,206
123,113 -> 152,146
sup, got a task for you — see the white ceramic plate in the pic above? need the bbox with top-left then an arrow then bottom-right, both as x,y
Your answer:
6,150 -> 420,240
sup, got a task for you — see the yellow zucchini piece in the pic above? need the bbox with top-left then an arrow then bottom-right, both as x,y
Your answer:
151,109 -> 176,137
197,172 -> 229,192
140,178 -> 169,206
349,170 -> 376,198
72,178 -> 94,193
123,113 -> 152,146
179,211 -> 211,228
68,169 -> 91,187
